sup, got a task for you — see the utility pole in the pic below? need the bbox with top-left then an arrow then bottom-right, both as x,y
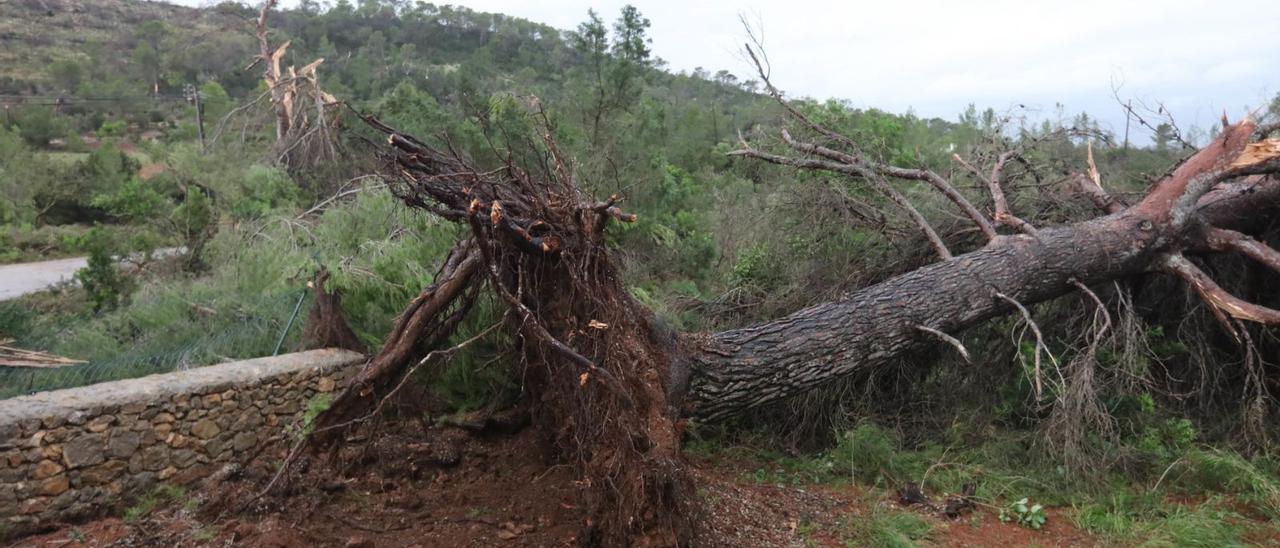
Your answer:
1122,99 -> 1131,151
184,83 -> 206,151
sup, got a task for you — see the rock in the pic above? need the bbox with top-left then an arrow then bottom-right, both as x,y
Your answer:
41,416 -> 67,430
107,431 -> 142,459
40,444 -> 62,461
153,412 -> 176,424
38,475 -> 70,496
204,436 -> 225,456
50,490 -> 79,513
62,434 -> 105,469
43,427 -> 70,443
0,467 -> 25,483
231,432 -> 257,453
0,422 -> 18,447
79,460 -> 127,486
316,377 -> 336,393
154,423 -> 173,436
171,449 -> 198,468
158,466 -> 178,480
202,393 -> 223,406
190,419 -> 221,440
20,497 -> 49,514
20,431 -> 45,449
32,459 -> 64,480
168,434 -> 191,449
16,419 -> 42,436
86,415 -> 115,433
139,445 -> 170,471
120,402 -> 147,415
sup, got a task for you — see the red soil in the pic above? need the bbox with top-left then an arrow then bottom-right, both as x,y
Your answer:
10,420 -> 1105,547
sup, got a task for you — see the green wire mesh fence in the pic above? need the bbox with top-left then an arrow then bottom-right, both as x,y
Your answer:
0,288 -> 311,400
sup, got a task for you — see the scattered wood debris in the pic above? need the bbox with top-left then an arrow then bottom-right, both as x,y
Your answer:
0,339 -> 86,368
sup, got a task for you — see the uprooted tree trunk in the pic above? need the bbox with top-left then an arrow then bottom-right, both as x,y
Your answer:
308,85 -> 1280,542
312,110 -> 695,545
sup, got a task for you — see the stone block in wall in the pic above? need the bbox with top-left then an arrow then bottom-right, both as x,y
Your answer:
62,434 -> 106,469
107,431 -> 141,459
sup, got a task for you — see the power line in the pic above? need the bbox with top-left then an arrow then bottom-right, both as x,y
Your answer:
0,94 -> 191,103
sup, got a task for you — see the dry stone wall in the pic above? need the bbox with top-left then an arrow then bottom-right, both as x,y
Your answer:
0,348 -> 364,535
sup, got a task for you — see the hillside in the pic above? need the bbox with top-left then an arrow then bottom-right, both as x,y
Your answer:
0,0 -> 251,92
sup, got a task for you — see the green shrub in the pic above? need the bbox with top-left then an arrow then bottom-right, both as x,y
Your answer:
98,119 -> 127,138
1000,497 -> 1047,529
91,177 -> 166,222
230,164 -> 300,220
73,227 -> 129,312
169,187 -> 215,271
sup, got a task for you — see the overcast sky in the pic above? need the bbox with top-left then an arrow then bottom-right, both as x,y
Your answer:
174,0 -> 1278,144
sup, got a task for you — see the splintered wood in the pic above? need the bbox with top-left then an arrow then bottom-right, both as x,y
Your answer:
0,339 -> 85,368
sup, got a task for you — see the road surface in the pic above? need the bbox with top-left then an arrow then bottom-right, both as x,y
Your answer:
0,248 -> 182,301
0,256 -> 88,301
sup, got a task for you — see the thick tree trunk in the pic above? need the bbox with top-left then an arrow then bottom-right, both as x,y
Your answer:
677,125 -> 1279,421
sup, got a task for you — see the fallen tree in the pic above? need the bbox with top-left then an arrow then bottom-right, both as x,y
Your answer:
308,79 -> 1280,542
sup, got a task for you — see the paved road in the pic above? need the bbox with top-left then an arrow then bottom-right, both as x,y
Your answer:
0,256 -> 88,301
0,248 -> 183,301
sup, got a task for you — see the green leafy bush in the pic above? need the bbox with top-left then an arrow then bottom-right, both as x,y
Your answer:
229,164 -> 299,220
97,120 -> 127,138
91,177 -> 165,222
72,227 -> 129,312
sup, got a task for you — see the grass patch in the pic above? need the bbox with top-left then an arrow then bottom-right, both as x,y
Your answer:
1076,495 -> 1251,546
840,502 -> 933,548
123,484 -> 186,523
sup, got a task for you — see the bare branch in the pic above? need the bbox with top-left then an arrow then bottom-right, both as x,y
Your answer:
738,41 -> 996,240
913,326 -> 970,363
953,152 -> 1038,236
1204,227 -> 1280,274
735,136 -> 952,260
996,292 -> 1056,401
1162,253 -> 1280,328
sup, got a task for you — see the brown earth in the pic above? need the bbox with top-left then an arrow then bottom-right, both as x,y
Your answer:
9,419 -> 1101,547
